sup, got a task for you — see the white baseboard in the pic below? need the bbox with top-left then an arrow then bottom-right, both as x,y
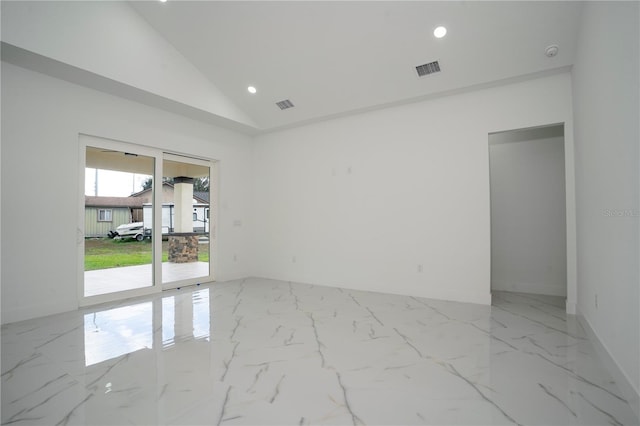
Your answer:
577,308 -> 640,420
491,281 -> 567,297
566,300 -> 576,315
1,299 -> 77,325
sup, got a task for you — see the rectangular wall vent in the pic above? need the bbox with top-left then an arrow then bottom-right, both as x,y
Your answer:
276,99 -> 295,110
415,61 -> 441,77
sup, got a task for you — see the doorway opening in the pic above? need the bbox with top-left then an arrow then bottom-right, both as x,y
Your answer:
79,135 -> 216,305
488,124 -> 567,307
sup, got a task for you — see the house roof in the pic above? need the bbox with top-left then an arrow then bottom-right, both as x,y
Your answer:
129,182 -> 172,198
85,196 -> 144,208
193,191 -> 209,203
130,182 -> 208,204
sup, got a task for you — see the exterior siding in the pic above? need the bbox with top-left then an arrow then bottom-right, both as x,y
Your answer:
84,207 -> 132,237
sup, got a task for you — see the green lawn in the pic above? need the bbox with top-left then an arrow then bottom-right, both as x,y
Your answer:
85,238 -> 209,271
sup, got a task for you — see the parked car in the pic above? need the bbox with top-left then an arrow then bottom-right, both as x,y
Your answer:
111,222 -> 146,241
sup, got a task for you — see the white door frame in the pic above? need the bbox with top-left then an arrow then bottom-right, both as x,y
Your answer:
161,152 -> 217,291
77,134 -> 217,307
486,122 -> 577,314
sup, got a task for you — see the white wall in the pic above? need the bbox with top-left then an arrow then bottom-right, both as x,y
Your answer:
252,73 -> 575,306
0,48 -> 2,307
1,62 -> 254,324
489,135 -> 567,296
1,1 -> 256,128
571,1 -> 639,414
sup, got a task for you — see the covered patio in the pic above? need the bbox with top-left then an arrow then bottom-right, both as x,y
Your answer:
84,261 -> 210,297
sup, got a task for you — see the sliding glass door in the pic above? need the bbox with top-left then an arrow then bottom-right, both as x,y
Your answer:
161,154 -> 212,289
83,144 -> 155,298
80,136 -> 215,305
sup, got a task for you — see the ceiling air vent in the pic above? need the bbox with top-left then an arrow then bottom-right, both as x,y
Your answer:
276,99 -> 295,110
415,61 -> 441,77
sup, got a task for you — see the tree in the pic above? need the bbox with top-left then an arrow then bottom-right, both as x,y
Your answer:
141,177 -> 153,190
193,177 -> 209,192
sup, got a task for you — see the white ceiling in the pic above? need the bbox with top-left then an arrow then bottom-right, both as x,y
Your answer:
129,1 -> 583,131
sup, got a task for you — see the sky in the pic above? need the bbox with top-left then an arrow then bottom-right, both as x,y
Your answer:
85,168 -> 151,197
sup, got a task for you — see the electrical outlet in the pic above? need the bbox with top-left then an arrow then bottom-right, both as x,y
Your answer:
292,256 -> 297,263
595,294 -> 598,309
233,254 -> 238,262
417,264 -> 423,273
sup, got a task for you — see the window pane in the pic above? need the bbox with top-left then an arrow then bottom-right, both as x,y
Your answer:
162,158 -> 211,285
84,146 -> 154,297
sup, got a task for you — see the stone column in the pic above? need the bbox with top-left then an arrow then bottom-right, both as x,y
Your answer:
173,177 -> 194,233
169,177 -> 198,263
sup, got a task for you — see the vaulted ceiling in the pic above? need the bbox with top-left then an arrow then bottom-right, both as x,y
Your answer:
1,1 -> 584,134
129,1 -> 583,131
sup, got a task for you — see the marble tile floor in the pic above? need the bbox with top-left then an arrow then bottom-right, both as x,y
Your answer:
2,278 -> 638,425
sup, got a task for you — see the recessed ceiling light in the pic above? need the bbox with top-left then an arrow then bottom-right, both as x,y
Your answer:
247,86 -> 257,94
159,0 -> 168,3
434,26 -> 447,39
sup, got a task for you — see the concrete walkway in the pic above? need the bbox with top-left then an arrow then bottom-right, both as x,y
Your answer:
84,262 -> 210,297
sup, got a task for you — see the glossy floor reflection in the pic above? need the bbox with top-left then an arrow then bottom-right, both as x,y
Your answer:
2,278 -> 638,425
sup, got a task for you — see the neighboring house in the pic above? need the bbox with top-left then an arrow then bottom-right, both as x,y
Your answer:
85,183 -> 209,237
84,196 -> 144,238
130,182 -> 208,205
134,183 -> 209,234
